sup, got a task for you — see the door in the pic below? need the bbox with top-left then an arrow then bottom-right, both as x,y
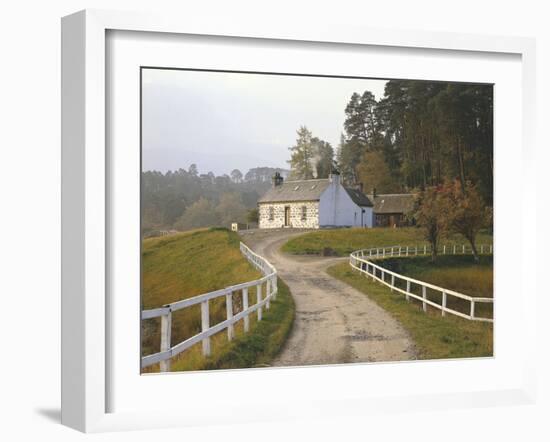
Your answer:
284,206 -> 290,227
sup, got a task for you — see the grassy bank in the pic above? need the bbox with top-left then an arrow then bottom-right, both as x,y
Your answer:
282,227 -> 493,256
141,228 -> 294,372
376,255 -> 493,319
327,261 -> 493,359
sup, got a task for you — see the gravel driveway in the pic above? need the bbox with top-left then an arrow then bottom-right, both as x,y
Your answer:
240,229 -> 416,367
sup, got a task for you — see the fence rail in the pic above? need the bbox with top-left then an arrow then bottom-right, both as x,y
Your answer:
349,244 -> 493,323
141,242 -> 278,371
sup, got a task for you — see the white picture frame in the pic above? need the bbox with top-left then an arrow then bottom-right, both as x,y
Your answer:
61,9 -> 537,433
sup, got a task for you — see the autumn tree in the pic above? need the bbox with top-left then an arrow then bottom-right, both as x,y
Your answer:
355,150 -> 400,194
443,179 -> 488,262
216,193 -> 247,226
174,197 -> 219,230
414,185 -> 449,262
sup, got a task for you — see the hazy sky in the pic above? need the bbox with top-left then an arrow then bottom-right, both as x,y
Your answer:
142,69 -> 387,176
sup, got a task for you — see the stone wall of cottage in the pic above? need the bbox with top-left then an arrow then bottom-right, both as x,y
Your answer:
258,201 -> 319,229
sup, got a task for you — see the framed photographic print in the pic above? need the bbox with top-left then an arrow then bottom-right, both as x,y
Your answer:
61,9 -> 537,433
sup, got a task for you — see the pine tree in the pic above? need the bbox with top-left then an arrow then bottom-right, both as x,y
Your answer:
288,126 -> 315,180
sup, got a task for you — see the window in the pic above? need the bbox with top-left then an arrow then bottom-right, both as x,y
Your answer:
269,206 -> 274,221
301,205 -> 307,221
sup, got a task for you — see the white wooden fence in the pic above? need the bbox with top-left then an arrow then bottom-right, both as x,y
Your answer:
349,244 -> 493,323
141,242 -> 278,372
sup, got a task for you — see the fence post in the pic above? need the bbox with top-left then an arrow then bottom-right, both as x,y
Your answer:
406,246 -> 409,256
442,290 -> 447,317
243,287 -> 250,332
424,245 -> 426,255
160,308 -> 172,372
226,292 -> 234,341
266,279 -> 271,310
273,276 -> 278,300
463,245 -> 465,254
406,280 -> 410,302
381,270 -> 385,282
470,300 -> 476,319
398,246 -> 401,256
391,274 -> 395,291
422,285 -> 427,312
201,301 -> 211,356
383,248 -> 386,258
443,245 -> 446,255
372,266 -> 376,281
453,245 -> 456,254
257,283 -> 263,321
481,245 -> 484,254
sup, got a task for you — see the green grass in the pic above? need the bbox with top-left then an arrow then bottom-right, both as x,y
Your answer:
327,261 -> 493,360
282,227 -> 493,256
141,228 -> 294,372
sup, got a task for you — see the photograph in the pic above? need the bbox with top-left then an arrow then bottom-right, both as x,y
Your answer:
140,68 -> 494,374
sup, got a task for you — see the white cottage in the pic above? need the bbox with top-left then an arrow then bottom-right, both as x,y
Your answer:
257,172 -> 374,229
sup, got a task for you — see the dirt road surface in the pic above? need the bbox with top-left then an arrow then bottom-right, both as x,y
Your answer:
241,229 -> 416,367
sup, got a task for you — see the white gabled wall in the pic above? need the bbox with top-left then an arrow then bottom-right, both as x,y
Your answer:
319,175 -> 373,228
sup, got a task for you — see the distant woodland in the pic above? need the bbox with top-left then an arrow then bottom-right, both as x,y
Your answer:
142,166 -> 288,234
142,79 -> 493,234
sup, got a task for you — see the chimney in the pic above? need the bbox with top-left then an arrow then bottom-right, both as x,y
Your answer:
272,172 -> 283,187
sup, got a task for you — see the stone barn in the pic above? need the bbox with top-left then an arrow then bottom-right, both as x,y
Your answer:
257,172 -> 374,229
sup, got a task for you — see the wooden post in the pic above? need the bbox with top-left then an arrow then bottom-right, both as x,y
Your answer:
398,246 -> 401,256
406,246 -> 409,256
273,277 -> 278,300
391,274 -> 395,291
226,292 -> 234,341
470,300 -> 476,319
481,245 -> 484,254
463,245 -> 465,254
406,280 -> 410,302
415,246 -> 418,255
372,266 -> 376,281
160,309 -> 172,372
453,245 -> 456,254
443,245 -> 446,255
441,291 -> 447,317
243,287 -> 250,332
424,245 -> 426,255
381,270 -> 385,282
201,301 -> 211,356
266,279 -> 271,310
257,283 -> 263,321
422,285 -> 427,312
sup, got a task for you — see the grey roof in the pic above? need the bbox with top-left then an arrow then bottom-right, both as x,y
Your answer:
258,179 -> 330,203
344,187 -> 373,207
372,193 -> 416,214
258,178 -> 374,207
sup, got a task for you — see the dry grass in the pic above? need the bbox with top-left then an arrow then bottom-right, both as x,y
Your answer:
282,226 -> 493,256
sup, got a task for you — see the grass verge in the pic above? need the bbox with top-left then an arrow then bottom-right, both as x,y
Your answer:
327,262 -> 493,360
141,227 -> 294,372
282,227 -> 493,256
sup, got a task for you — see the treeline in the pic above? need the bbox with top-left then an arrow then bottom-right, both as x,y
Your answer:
337,80 -> 493,203
142,165 -> 288,233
